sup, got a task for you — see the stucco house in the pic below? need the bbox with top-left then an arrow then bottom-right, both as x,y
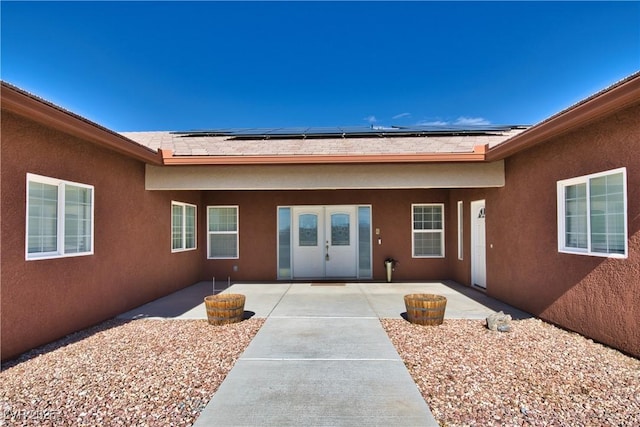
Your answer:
1,73 -> 638,361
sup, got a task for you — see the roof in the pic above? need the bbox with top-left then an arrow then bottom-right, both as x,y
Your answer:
120,127 -> 527,165
1,81 -> 161,165
486,71 -> 640,161
3,72 -> 639,166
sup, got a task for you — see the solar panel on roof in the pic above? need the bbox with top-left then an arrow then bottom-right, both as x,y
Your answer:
172,124 -> 526,140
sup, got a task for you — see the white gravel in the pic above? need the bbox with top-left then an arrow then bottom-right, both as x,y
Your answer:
1,318 -> 263,426
382,318 -> 640,426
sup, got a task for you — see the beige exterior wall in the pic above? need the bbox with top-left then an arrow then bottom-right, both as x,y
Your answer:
145,161 -> 505,190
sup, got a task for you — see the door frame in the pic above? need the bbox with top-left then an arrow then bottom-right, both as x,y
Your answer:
470,199 -> 487,289
278,204 -> 372,280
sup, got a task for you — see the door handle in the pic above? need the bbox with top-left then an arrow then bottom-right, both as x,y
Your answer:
325,241 -> 330,261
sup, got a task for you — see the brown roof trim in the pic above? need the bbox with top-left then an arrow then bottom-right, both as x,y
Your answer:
1,82 -> 162,165
486,73 -> 640,161
159,144 -> 489,165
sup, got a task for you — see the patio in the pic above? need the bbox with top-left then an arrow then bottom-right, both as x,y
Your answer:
117,280 -> 532,321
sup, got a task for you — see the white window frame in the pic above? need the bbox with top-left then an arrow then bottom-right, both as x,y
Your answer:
457,201 -> 464,260
26,173 -> 94,260
411,203 -> 445,258
557,167 -> 628,258
171,201 -> 197,252
207,205 -> 239,259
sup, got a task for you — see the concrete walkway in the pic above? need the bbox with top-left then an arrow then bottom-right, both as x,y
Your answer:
118,281 -> 530,426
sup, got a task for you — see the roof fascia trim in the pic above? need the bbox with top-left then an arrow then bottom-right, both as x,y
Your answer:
159,144 -> 489,165
486,75 -> 640,161
1,83 -> 162,165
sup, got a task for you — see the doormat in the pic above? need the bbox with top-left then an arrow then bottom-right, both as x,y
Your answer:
310,282 -> 346,286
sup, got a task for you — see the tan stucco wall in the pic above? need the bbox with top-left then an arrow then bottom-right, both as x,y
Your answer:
1,111 -> 204,361
146,161 -> 505,190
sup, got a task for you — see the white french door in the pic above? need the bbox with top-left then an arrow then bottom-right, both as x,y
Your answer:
291,205 -> 358,279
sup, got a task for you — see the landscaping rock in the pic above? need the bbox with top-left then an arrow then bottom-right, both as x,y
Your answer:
486,311 -> 512,332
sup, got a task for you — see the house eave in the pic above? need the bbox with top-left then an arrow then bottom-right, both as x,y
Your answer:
1,82 -> 162,165
486,73 -> 640,161
158,144 -> 489,165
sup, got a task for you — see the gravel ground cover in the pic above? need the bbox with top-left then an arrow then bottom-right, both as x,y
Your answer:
1,318 -> 264,426
382,318 -> 640,426
3,316 -> 639,426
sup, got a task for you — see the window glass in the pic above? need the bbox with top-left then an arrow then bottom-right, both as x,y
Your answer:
278,207 -> 292,279
185,205 -> 196,249
172,204 -> 184,250
208,206 -> 238,258
26,174 -> 93,260
457,201 -> 463,260
358,206 -> 372,278
558,168 -> 627,257
589,173 -> 625,255
28,181 -> 59,254
564,183 -> 587,249
412,204 -> 444,257
172,202 -> 197,252
64,185 -> 92,254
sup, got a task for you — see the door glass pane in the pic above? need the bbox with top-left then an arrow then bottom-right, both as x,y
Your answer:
299,214 -> 318,246
331,213 -> 350,246
358,207 -> 371,278
278,207 -> 292,279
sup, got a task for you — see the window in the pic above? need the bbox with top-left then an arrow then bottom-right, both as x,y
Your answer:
172,201 -> 197,252
26,173 -> 94,260
557,168 -> 627,258
412,204 -> 445,257
207,206 -> 238,258
457,201 -> 463,260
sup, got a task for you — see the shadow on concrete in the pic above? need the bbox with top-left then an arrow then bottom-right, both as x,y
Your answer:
441,280 -> 533,320
118,281 -> 232,320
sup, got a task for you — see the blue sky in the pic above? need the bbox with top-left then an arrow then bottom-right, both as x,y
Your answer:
2,1 -> 639,131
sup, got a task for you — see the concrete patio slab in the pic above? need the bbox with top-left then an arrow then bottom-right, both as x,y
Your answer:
117,281 -> 531,321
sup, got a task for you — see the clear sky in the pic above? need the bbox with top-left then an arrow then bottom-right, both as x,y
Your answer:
2,1 -> 639,131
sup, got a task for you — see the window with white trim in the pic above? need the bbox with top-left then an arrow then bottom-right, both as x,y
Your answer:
412,204 -> 445,257
557,167 -> 627,258
207,206 -> 238,259
457,201 -> 463,260
26,173 -> 94,260
172,201 -> 197,252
